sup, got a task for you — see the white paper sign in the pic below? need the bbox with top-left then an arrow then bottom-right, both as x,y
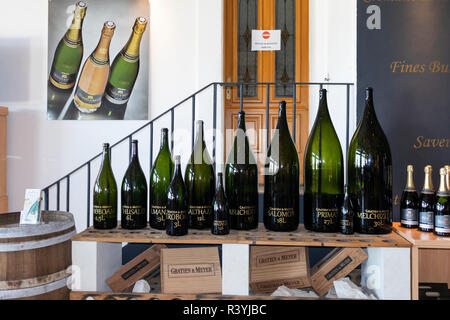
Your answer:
20,189 -> 42,224
251,30 -> 281,51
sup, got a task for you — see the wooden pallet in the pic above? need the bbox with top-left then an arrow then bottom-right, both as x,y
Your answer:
72,223 -> 410,248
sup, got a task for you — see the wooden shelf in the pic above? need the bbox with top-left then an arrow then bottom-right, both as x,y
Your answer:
70,291 -> 321,300
393,222 -> 450,249
72,223 -> 410,248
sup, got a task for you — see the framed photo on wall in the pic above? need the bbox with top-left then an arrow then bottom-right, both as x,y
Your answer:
47,0 -> 149,120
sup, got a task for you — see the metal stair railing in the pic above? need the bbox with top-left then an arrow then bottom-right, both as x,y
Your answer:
42,81 -> 354,229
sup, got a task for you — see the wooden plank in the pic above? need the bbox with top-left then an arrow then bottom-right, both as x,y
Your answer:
72,223 -> 411,248
418,248 -> 450,287
69,291 -> 321,300
393,222 -> 450,248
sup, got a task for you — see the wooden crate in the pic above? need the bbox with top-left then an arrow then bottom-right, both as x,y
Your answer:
310,247 -> 368,296
105,244 -> 166,292
160,247 -> 222,294
250,246 -> 310,293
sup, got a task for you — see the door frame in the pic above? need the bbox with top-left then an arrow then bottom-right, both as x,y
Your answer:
222,0 -> 309,184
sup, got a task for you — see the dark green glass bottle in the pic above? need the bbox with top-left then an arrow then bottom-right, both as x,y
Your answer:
166,155 -> 188,236
121,140 -> 147,229
105,17 -> 147,105
225,111 -> 258,230
339,184 -> 354,235
400,165 -> 419,228
434,168 -> 450,237
304,89 -> 344,232
264,101 -> 299,232
49,2 -> 87,90
149,128 -> 174,230
348,88 -> 392,234
212,173 -> 230,235
93,143 -> 117,229
185,120 -> 215,229
419,165 -> 436,232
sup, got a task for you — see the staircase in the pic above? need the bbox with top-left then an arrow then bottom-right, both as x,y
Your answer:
42,81 -> 354,230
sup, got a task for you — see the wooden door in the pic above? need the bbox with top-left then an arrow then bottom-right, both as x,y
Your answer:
223,0 -> 309,184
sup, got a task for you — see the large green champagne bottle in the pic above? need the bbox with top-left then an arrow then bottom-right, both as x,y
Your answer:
185,120 -> 215,229
225,111 -> 259,230
434,168 -> 450,237
304,89 -> 344,232
264,101 -> 300,232
93,143 -> 117,229
348,88 -> 392,234
49,1 -> 87,90
121,140 -> 147,229
149,128 -> 174,230
105,17 -> 147,105
166,155 -> 189,236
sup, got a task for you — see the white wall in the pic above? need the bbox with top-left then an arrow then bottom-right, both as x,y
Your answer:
0,0 -> 356,231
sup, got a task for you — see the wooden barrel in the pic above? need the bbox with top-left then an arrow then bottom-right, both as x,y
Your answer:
0,211 -> 76,300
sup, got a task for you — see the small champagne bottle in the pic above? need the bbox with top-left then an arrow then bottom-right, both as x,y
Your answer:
339,185 -> 354,235
400,165 -> 419,228
166,155 -> 188,236
418,165 -> 436,232
434,168 -> 450,237
212,173 -> 230,235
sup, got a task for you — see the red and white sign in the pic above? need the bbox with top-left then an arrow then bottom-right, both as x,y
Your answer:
251,30 -> 281,51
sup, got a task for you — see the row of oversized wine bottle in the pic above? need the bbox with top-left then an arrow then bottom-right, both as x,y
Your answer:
49,1 -> 147,112
400,165 -> 450,236
93,87 -> 403,235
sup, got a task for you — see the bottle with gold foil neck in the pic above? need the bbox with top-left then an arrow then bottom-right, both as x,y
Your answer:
105,17 -> 148,105
49,1 -> 87,89
418,165 -> 436,232
435,168 -> 450,236
445,165 -> 450,191
400,165 -> 419,228
74,21 -> 116,113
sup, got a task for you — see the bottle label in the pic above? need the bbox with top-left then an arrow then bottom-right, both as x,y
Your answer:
188,206 -> 212,223
267,207 -> 295,225
150,205 -> 166,224
315,208 -> 339,226
49,67 -> 77,89
90,55 -> 109,66
340,219 -> 353,231
75,86 -> 103,108
121,50 -> 139,63
166,210 -> 187,229
93,205 -> 116,223
434,215 -> 450,233
229,206 -> 257,217
213,220 -> 228,231
63,35 -> 81,48
105,82 -> 131,104
401,208 -> 419,226
419,211 -> 434,229
356,209 -> 390,228
122,205 -> 146,222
